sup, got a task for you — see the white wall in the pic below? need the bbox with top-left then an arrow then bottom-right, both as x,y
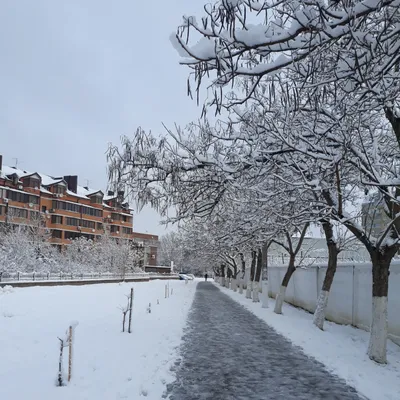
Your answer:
268,261 -> 400,345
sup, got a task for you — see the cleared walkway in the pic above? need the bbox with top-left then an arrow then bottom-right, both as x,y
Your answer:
166,282 -> 364,400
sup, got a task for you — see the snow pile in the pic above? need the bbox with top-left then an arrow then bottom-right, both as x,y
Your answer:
0,280 -> 197,400
0,285 -> 14,295
219,284 -> 400,400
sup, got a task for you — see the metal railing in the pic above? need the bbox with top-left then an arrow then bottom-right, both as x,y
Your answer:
0,271 -> 177,283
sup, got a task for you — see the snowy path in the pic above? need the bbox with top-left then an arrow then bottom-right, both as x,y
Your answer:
166,282 -> 364,400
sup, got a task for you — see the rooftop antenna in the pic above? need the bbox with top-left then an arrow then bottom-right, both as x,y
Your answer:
85,179 -> 90,188
12,158 -> 19,168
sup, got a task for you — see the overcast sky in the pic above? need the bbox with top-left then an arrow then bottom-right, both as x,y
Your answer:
0,0 -> 209,236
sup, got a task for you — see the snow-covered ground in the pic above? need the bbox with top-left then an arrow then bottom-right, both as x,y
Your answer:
0,279 -> 197,400
218,284 -> 400,400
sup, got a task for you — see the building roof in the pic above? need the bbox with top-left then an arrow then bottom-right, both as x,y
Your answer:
0,165 -> 102,202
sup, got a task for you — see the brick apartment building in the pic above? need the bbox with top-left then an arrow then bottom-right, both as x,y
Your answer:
0,155 -> 158,265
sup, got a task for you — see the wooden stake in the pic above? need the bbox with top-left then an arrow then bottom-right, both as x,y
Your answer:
68,326 -> 73,382
58,338 -> 64,387
128,288 -> 134,333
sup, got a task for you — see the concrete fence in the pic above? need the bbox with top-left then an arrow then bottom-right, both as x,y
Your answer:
268,261 -> 400,345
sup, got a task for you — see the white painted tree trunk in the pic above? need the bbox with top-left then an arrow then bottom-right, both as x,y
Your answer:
239,279 -> 243,294
220,277 -> 225,287
274,285 -> 286,314
313,290 -> 329,330
368,296 -> 388,364
261,281 -> 269,308
252,281 -> 260,302
225,278 -> 230,289
245,281 -> 252,299
231,278 -> 237,292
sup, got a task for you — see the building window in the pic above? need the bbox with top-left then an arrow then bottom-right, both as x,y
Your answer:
65,231 -> 80,240
29,195 -> 39,205
6,190 -> 39,204
51,215 -> 63,224
96,222 -> 103,230
0,206 -> 4,215
23,177 -> 41,188
122,227 -> 132,235
52,201 -> 80,213
8,207 -> 28,219
90,195 -> 103,205
82,206 -> 102,218
30,211 -> 40,220
110,225 -> 120,233
111,213 -> 122,221
52,230 -> 62,239
66,217 -> 79,226
80,219 -> 95,229
53,184 -> 65,194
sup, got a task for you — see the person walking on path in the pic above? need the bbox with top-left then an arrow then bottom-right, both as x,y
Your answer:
204,273 -> 208,281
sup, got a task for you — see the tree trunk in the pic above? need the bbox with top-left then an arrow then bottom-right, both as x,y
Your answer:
239,278 -> 243,294
246,281 -> 252,298
250,250 -> 256,281
367,247 -> 395,364
274,256 -> 295,314
313,221 -> 339,330
252,282 -> 260,302
261,280 -> 269,308
247,251 -> 256,299
226,268 -> 232,288
253,249 -> 262,302
255,248 -> 262,282
220,265 -> 225,287
231,278 -> 237,292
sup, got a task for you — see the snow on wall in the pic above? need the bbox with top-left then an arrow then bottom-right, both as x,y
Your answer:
268,262 -> 400,345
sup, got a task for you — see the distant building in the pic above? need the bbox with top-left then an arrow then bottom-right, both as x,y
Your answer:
132,232 -> 159,266
0,154 -> 158,264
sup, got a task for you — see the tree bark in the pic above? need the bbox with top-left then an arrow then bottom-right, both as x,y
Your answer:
367,247 -> 396,363
231,278 -> 237,292
239,278 -> 243,294
313,220 -> 339,330
247,251 -> 256,299
250,250 -> 256,282
253,249 -> 263,302
220,264 -> 225,287
274,255 -> 295,314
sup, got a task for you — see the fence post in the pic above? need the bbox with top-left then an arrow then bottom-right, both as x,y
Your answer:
33,272 -> 35,281
47,272 -> 50,280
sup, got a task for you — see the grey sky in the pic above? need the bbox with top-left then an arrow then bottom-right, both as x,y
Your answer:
0,0 -> 207,236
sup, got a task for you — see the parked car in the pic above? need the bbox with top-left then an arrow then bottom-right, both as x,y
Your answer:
178,273 -> 194,280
